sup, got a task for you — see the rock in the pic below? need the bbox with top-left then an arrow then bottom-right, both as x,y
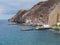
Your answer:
22,0 -> 60,25
8,0 -> 60,25
8,9 -> 28,23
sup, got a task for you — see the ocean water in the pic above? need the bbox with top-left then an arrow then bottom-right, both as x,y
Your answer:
0,20 -> 60,45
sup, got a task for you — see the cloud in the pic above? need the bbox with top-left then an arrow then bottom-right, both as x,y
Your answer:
0,7 -> 5,14
0,0 -> 46,9
0,14 -> 14,19
0,0 -> 47,19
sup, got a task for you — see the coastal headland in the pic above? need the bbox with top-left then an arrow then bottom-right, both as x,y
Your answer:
8,0 -> 60,30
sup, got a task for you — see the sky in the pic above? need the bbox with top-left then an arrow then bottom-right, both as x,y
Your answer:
0,0 -> 46,20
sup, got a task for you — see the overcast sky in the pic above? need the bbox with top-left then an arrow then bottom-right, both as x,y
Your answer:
0,0 -> 46,20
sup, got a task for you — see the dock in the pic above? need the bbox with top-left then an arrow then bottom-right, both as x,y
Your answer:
21,27 -> 52,31
20,25 -> 60,31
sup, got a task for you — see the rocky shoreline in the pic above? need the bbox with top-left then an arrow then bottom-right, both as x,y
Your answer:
8,0 -> 60,26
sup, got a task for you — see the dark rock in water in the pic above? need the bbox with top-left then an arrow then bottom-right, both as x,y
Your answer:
8,0 -> 60,25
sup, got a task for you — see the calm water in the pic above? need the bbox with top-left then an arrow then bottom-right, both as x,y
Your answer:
0,20 -> 60,45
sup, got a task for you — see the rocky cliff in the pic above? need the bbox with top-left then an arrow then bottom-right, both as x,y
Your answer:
8,0 -> 60,25
8,9 -> 27,23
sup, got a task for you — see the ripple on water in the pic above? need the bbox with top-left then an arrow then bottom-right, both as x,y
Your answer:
0,20 -> 60,45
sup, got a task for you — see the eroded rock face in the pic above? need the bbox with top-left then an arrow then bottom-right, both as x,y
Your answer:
22,0 -> 60,25
8,0 -> 60,25
8,9 -> 27,23
48,3 -> 60,25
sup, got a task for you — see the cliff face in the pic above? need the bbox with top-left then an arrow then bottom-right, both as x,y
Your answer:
8,9 -> 27,23
48,3 -> 60,25
8,0 -> 60,25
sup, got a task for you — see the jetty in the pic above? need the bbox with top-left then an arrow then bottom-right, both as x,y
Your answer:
21,24 -> 60,31
21,25 -> 52,31
21,28 -> 52,31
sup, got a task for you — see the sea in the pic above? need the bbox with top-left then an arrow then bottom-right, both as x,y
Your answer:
0,20 -> 60,45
